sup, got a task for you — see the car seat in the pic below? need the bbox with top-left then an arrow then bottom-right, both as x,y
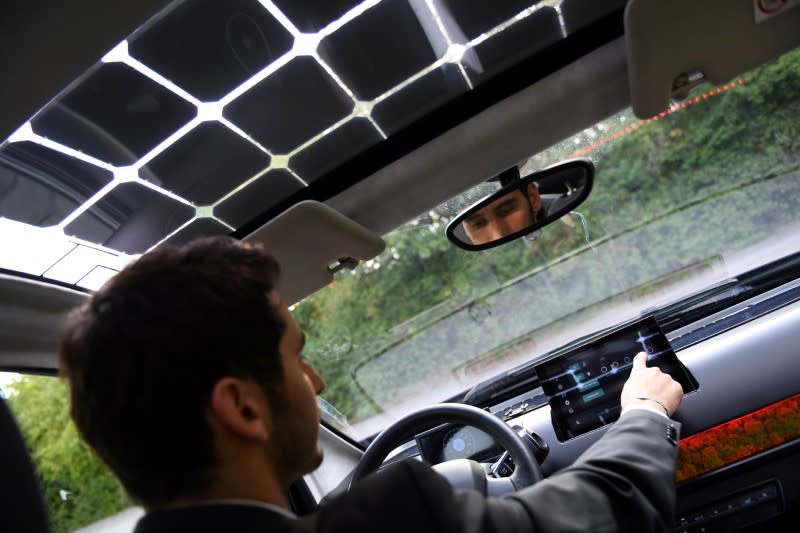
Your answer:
0,397 -> 50,533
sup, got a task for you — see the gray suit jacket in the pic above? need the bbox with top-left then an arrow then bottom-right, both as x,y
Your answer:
134,410 -> 680,533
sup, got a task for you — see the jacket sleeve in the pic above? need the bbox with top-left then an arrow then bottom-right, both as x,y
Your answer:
318,410 -> 679,533
452,409 -> 681,533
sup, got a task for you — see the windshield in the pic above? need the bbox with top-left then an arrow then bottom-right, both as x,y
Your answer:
299,47 -> 800,441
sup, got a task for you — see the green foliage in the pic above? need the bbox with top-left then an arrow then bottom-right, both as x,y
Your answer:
6,376 -> 130,533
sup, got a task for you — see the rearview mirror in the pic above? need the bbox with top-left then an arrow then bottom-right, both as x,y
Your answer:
445,159 -> 594,251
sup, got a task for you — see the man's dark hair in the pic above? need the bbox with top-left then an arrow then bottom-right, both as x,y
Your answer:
491,166 -> 521,187
59,236 -> 286,506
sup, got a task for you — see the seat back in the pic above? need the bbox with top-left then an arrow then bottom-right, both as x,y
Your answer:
0,397 -> 50,533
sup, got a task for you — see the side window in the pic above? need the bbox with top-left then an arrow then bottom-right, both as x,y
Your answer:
1,373 -> 138,533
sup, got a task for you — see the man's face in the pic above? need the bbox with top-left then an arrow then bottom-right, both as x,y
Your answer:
268,292 -> 327,483
462,184 -> 541,245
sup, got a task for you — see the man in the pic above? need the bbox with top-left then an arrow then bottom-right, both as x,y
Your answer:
59,236 -> 683,532
462,167 -> 543,245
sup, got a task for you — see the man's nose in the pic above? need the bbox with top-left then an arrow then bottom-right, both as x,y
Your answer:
487,222 -> 505,242
304,360 -> 326,394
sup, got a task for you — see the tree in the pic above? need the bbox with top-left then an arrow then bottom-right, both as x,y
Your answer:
6,375 -> 130,533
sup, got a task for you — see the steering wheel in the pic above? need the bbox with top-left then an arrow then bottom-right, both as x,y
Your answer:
349,403 -> 544,496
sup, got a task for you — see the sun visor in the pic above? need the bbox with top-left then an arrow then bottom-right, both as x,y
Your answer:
625,0 -> 800,118
244,201 -> 385,304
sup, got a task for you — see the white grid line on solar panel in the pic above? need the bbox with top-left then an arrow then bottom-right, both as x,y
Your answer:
100,43 -> 276,165
215,217 -> 236,231
466,2 -> 559,49
10,0 -> 557,227
552,4 -> 568,38
51,163 -> 193,232
160,0 -> 563,169
217,117 -> 275,158
3,0 -> 565,284
151,216 -> 198,248
52,178 -> 119,230
76,0 -> 549,166
132,0 -> 567,254
176,164 -> 308,240
317,0 -> 382,38
102,41 -> 202,106
219,51 -> 295,105
420,0 -> 474,89
208,163 -> 303,208
131,116 -> 204,169
143,210 -> 237,252
257,0 -> 302,37
144,209 -> 240,254
208,163 -> 301,212
13,0 -> 556,197
13,129 -> 115,172
313,53 -> 360,104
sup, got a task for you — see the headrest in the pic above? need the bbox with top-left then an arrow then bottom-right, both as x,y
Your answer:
0,398 -> 50,533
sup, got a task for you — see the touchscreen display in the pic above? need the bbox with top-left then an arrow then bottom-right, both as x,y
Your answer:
534,316 -> 696,442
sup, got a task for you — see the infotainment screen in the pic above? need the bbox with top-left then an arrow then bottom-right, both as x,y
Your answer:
534,316 -> 697,442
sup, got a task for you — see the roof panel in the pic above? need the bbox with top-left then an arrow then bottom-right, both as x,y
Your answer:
141,122 -> 270,204
223,56 -> 354,153
63,182 -> 195,254
161,218 -> 231,247
271,0 -> 363,33
317,0 -> 445,100
0,142 -> 113,227
465,7 -> 563,84
442,0 -> 542,41
31,63 -> 197,166
128,0 -> 294,101
289,118 -> 382,182
561,0 -> 627,34
371,64 -> 469,135
215,169 -> 303,228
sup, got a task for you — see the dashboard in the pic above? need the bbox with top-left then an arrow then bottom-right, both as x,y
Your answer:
385,282 -> 800,532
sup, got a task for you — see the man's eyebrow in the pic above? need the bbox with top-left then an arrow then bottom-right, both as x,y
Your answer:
493,197 -> 519,213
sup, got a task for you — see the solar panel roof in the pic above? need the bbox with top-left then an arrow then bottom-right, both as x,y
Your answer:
0,0 -> 626,290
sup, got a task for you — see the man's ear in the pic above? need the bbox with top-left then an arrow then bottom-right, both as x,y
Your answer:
209,378 -> 271,442
526,183 -> 542,213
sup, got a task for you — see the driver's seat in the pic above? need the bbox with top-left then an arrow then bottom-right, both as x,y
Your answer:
0,397 -> 51,533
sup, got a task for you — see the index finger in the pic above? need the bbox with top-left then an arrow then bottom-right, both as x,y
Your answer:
632,351 -> 647,370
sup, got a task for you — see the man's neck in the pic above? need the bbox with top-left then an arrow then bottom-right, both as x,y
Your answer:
154,465 -> 289,512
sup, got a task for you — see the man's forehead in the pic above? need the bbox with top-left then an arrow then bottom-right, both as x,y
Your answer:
466,190 -> 525,219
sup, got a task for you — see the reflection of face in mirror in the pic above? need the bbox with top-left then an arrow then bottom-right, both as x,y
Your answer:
446,158 -> 594,251
462,184 -> 542,245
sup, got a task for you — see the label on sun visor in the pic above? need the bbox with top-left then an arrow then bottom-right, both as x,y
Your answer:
754,0 -> 799,23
